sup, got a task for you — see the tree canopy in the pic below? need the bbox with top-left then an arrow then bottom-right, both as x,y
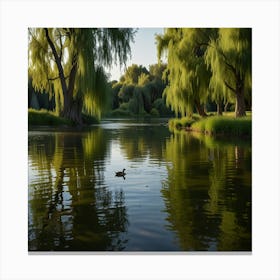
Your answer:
28,28 -> 136,124
156,28 -> 251,117
205,28 -> 252,116
108,63 -> 172,117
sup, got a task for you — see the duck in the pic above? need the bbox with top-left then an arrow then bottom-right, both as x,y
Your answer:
115,168 -> 126,177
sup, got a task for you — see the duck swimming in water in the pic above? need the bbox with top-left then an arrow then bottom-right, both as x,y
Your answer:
115,168 -> 126,177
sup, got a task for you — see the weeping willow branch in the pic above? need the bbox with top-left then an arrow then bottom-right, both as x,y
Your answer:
58,30 -> 63,60
28,29 -> 56,63
44,28 -> 68,96
48,75 -> 69,81
224,80 -> 236,93
220,51 -> 237,77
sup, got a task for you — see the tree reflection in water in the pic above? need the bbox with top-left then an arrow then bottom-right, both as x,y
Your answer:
162,132 -> 251,251
28,121 -> 251,251
28,128 -> 128,251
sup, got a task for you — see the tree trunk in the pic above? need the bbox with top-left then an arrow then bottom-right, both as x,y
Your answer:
235,84 -> 246,117
44,28 -> 68,98
216,101 -> 223,116
64,98 -> 83,125
224,102 -> 229,112
194,100 -> 207,117
62,57 -> 83,125
45,29 -> 83,126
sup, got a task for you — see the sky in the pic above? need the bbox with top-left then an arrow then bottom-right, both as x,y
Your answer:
107,28 -> 164,81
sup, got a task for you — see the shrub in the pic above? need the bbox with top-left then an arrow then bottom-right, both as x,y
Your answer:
119,102 -> 130,111
150,108 -> 160,117
82,113 -> 99,125
28,109 -> 71,126
109,108 -> 132,117
28,109 -> 100,126
191,116 -> 251,137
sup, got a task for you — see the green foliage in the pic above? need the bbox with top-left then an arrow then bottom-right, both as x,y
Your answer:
119,102 -> 130,111
156,28 -> 252,117
109,108 -> 133,117
28,109 -> 71,126
107,102 -> 132,117
111,82 -> 123,109
191,116 -> 251,137
81,113 -> 99,125
108,63 -> 171,117
150,108 -> 160,117
138,73 -> 150,86
168,115 -> 201,131
169,113 -> 251,137
128,87 -> 145,114
205,28 -> 252,116
28,28 -> 136,123
153,98 -> 173,116
156,28 -> 213,116
118,84 -> 135,102
121,64 -> 149,85
28,109 -> 99,125
163,131 -> 251,250
149,63 -> 167,80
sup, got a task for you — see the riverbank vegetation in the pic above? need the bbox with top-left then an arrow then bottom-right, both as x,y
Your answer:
28,109 -> 99,126
169,113 -> 251,137
28,28 -> 251,135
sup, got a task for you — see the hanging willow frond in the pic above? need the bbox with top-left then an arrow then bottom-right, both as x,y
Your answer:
28,28 -> 136,119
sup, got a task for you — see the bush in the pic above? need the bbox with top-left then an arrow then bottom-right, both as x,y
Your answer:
169,114 -> 251,137
28,109 -> 71,126
168,115 -> 201,131
82,113 -> 99,125
28,109 -> 99,126
153,98 -> 174,117
109,108 -> 132,117
150,108 -> 160,117
119,102 -> 130,111
191,116 -> 251,137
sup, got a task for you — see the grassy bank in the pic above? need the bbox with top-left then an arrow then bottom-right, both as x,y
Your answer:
169,113 -> 252,137
191,116 -> 251,137
28,109 -> 99,126
168,114 -> 201,130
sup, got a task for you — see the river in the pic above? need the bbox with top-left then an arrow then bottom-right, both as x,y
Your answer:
28,118 -> 251,251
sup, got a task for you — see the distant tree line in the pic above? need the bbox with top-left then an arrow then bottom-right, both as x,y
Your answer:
108,63 -> 174,117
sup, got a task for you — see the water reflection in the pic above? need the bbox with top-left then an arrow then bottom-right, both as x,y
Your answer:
162,132 -> 251,251
28,121 -> 251,251
29,128 -> 128,251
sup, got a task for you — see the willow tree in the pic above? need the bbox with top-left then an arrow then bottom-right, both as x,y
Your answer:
205,28 -> 251,117
120,64 -> 150,85
156,28 -> 213,117
28,28 -> 135,124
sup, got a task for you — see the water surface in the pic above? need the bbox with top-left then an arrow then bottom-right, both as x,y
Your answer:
28,119 -> 251,251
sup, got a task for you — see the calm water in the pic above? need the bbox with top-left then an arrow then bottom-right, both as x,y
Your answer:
28,119 -> 251,251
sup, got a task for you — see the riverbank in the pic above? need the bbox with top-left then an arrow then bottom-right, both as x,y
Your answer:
169,113 -> 252,137
28,109 -> 98,126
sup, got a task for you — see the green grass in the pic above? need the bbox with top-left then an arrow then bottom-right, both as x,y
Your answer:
169,112 -> 252,137
28,109 -> 71,126
28,109 -> 99,126
191,116 -> 251,137
168,114 -> 201,131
